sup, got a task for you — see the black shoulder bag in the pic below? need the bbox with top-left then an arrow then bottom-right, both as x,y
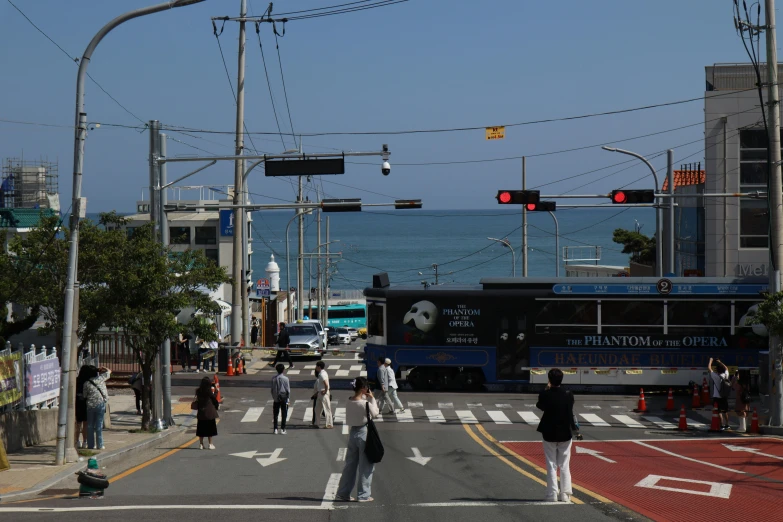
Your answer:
364,401 -> 384,463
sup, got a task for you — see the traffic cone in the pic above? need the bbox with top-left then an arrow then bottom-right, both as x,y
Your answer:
212,375 -> 223,403
226,358 -> 235,376
709,407 -> 722,432
665,388 -> 675,411
749,408 -> 760,434
701,379 -> 710,406
678,405 -> 688,431
691,384 -> 701,409
237,358 -> 244,375
634,388 -> 647,412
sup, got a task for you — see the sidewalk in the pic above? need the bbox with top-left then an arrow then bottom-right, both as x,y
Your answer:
0,393 -> 195,502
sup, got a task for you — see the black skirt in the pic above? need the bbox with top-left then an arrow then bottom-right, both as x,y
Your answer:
75,399 -> 87,423
196,419 -> 218,437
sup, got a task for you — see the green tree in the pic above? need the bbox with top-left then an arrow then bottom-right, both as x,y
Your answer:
747,292 -> 783,336
105,223 -> 228,430
612,228 -> 656,266
0,231 -> 40,346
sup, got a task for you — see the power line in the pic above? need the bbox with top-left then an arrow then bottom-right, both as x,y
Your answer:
254,22 -> 288,150
273,30 -> 298,150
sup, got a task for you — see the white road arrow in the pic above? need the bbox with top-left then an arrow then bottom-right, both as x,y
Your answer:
575,445 -> 616,463
406,447 -> 432,466
230,448 -> 287,467
723,444 -> 783,461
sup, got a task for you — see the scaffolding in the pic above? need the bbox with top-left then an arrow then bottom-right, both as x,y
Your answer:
1,157 -> 59,210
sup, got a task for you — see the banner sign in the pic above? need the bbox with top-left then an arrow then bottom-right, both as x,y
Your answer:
25,357 -> 60,406
531,347 -> 758,368
552,283 -> 768,296
0,352 -> 22,407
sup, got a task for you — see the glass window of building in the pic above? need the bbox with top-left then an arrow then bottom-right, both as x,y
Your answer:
195,226 -> 217,245
204,248 -> 218,264
170,227 -> 191,245
739,129 -> 777,248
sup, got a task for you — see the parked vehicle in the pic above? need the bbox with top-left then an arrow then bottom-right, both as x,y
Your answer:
302,319 -> 327,348
284,323 -> 324,357
335,327 -> 352,345
326,328 -> 340,346
344,326 -> 359,340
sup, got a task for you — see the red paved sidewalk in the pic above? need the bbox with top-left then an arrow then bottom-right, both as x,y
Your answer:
503,437 -> 783,522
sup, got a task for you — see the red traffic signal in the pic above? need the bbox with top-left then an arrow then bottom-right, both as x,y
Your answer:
525,201 -> 556,212
610,189 -> 655,204
496,190 -> 540,205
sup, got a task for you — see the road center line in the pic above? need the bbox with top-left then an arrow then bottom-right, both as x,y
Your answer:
633,441 -> 746,474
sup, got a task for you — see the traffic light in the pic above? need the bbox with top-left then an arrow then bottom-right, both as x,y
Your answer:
610,190 -> 655,204
496,190 -> 540,205
524,201 -> 556,211
394,199 -> 423,209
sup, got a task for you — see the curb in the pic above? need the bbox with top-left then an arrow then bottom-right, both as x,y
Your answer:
0,415 -> 196,504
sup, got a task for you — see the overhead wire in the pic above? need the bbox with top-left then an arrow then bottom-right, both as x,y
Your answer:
272,30 -> 299,151
254,21 -> 288,150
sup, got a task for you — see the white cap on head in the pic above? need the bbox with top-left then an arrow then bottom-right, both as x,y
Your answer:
384,358 -> 392,365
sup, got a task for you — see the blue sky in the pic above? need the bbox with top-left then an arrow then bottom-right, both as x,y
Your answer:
0,0 -> 760,212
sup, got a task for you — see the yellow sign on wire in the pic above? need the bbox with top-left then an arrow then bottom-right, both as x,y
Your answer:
485,126 -> 505,140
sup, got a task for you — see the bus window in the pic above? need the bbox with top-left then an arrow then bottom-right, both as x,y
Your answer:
497,314 -> 529,379
368,303 -> 384,337
601,300 -> 663,334
667,301 -> 731,335
535,300 -> 597,334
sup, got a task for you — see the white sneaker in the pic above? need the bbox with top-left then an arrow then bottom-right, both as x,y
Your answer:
195,369 -> 201,373
99,446 -> 105,450
209,444 -> 216,450
76,441 -> 82,449
559,494 -> 571,503
281,430 -> 287,435
199,443 -> 204,450
274,429 -> 278,434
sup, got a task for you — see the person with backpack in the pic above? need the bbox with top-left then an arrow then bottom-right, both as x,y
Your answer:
270,364 -> 291,434
708,357 -> 731,431
732,372 -> 750,432
84,366 -> 111,450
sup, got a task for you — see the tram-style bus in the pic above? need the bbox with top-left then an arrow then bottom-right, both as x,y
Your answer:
363,276 -> 768,391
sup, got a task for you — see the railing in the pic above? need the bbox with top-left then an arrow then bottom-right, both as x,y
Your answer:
91,333 -> 140,374
0,345 -> 60,414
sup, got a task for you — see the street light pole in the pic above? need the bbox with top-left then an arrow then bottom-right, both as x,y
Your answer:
487,237 -> 515,277
56,0 -> 206,467
601,146 -> 662,277
285,212 -> 305,323
549,211 -> 560,277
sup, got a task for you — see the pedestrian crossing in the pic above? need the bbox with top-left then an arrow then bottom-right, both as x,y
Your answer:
229,400 -> 713,431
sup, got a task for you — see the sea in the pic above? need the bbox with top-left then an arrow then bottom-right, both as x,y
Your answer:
246,207 -> 656,289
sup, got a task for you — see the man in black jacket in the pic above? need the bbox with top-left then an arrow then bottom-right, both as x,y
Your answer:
269,322 -> 294,369
536,368 -> 579,503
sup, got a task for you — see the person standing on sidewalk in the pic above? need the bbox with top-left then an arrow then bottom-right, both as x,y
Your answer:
251,320 -> 259,346
375,358 -> 390,414
336,377 -> 379,502
75,365 -> 96,449
271,364 -> 290,434
732,372 -> 750,432
195,376 -> 219,450
84,366 -> 111,450
708,357 -> 731,430
270,322 -> 294,368
536,368 -> 579,503
383,358 -> 405,414
313,361 -> 333,428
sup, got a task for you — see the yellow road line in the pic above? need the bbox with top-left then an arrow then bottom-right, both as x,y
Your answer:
109,436 -> 199,484
475,424 -> 613,504
462,424 -> 584,505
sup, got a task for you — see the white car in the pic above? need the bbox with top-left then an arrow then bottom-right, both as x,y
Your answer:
335,328 -> 352,345
344,326 -> 359,341
302,320 -> 327,348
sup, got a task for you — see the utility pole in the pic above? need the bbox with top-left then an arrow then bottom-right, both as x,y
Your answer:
667,149 -> 675,275
63,283 -> 79,463
765,0 -> 783,427
324,217 -> 330,327
433,263 -> 439,285
522,157 -> 528,277
317,193 -> 322,324
231,0 -> 247,346
149,120 -> 163,431
159,133 -> 173,427
297,175 -> 304,320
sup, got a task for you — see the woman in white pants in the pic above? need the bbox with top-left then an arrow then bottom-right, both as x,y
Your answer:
336,377 -> 379,502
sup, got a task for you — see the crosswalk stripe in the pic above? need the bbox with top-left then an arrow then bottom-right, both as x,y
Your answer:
579,413 -> 610,427
334,407 -> 346,425
517,411 -> 540,425
304,364 -> 316,369
467,403 -> 482,408
342,425 -> 349,434
642,416 -> 677,429
375,413 -> 384,422
438,402 -> 454,409
350,365 -> 363,371
611,414 -> 645,428
408,402 -> 423,408
241,407 -> 264,423
337,448 -> 347,461
305,407 -> 313,422
425,410 -> 446,423
494,404 -> 512,409
335,370 -> 350,377
396,409 -> 414,423
330,365 -> 342,370
688,419 -> 707,429
286,407 -> 294,422
487,411 -> 512,424
287,369 -> 301,375
456,410 -> 478,424
583,405 -> 601,410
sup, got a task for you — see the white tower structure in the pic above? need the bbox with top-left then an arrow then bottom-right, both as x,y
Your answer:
265,254 -> 280,292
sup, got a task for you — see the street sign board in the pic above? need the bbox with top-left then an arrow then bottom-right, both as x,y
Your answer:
255,278 -> 270,298
265,158 -> 345,177
219,209 -> 234,237
485,126 -> 505,140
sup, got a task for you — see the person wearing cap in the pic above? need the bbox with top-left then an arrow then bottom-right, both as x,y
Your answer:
375,357 -> 391,414
383,358 -> 405,414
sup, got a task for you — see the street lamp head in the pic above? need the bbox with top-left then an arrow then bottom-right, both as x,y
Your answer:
601,146 -> 617,152
172,0 -> 206,7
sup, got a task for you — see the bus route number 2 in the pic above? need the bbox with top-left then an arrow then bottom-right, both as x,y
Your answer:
656,278 -> 673,295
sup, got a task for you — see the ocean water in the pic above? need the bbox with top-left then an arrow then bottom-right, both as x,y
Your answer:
248,207 -> 656,289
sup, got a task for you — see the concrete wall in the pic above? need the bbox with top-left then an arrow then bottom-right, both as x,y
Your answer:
0,408 -> 58,453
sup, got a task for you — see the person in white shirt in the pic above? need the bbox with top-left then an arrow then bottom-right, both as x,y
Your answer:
313,361 -> 333,428
375,358 -> 391,414
336,377 -> 379,502
383,358 -> 405,414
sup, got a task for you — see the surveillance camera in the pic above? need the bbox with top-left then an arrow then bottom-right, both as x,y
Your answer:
382,161 -> 391,176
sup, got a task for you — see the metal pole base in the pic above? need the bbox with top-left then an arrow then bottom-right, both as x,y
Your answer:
152,418 -> 167,431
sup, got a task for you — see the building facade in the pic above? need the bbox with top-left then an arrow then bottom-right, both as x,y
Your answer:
704,64 -> 777,277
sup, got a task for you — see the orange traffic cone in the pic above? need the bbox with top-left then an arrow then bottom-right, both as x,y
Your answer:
749,408 -> 760,434
634,388 -> 647,412
701,379 -> 710,406
691,384 -> 701,409
665,388 -> 675,411
237,358 -> 244,375
212,375 -> 223,403
709,407 -> 722,432
678,405 -> 688,431
226,357 -> 235,376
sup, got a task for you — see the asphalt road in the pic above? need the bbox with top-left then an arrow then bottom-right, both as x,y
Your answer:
0,383 -> 668,522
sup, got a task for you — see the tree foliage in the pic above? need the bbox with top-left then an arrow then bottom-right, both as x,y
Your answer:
747,291 -> 783,337
612,228 -> 656,265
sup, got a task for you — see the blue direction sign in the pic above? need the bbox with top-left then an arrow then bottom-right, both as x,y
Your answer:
220,209 -> 234,237
552,283 -> 768,296
255,278 -> 270,298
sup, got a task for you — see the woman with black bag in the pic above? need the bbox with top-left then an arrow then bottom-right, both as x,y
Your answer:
336,377 -> 380,502
195,377 -> 219,450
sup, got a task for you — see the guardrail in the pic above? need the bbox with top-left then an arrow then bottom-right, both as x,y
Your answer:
0,345 -> 60,414
91,333 -> 140,374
